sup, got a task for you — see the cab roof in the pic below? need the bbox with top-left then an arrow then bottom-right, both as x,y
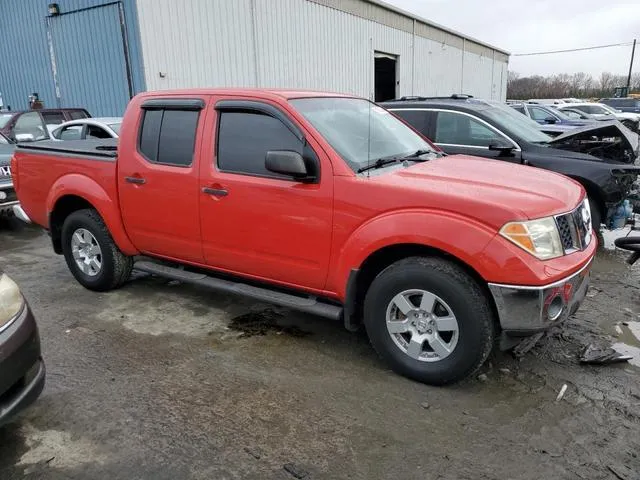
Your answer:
138,88 -> 355,100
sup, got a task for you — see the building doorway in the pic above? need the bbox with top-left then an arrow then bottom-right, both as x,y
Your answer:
374,52 -> 398,102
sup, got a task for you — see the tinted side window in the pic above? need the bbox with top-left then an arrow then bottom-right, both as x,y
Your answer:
529,107 -> 552,121
42,111 -> 65,125
14,112 -> 48,141
86,125 -> 112,139
139,109 -> 199,166
58,125 -> 83,140
69,110 -> 89,120
512,106 -> 526,114
392,110 -> 427,135
139,110 -> 163,161
157,110 -> 199,166
434,111 -> 504,147
217,111 -> 302,177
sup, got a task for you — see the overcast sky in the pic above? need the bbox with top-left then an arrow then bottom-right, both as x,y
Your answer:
385,0 -> 637,78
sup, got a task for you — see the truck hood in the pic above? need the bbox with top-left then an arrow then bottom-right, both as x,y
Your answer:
376,155 -> 583,228
547,121 -> 639,164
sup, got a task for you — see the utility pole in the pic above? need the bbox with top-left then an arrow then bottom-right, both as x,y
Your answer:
627,39 -> 636,92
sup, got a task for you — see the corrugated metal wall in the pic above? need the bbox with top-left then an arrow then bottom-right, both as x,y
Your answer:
135,0 -> 509,101
0,0 -> 145,115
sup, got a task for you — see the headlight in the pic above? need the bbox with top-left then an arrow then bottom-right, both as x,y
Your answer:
500,216 -> 564,260
0,274 -> 24,329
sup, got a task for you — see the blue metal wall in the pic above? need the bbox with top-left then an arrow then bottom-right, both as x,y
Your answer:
0,0 -> 145,116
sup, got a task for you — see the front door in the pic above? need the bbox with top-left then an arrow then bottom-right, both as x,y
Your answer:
431,110 -> 522,162
118,100 -> 206,263
198,99 -> 334,291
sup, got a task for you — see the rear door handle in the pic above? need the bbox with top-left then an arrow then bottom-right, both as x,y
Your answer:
202,187 -> 228,197
125,176 -> 146,185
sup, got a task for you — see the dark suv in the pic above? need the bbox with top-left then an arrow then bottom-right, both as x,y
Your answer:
0,108 -> 91,142
600,97 -> 640,114
380,95 -> 640,230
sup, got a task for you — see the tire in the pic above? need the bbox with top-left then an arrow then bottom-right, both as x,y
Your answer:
61,208 -> 133,291
363,257 -> 495,385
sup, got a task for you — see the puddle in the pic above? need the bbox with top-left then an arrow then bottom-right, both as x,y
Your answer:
611,321 -> 640,367
228,308 -> 310,338
611,343 -> 640,367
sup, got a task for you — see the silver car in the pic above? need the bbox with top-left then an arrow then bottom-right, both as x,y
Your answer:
51,117 -> 122,140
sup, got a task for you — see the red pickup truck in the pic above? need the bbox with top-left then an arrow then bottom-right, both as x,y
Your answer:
12,89 -> 596,384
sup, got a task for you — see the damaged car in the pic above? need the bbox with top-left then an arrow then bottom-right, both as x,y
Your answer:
382,95 -> 640,230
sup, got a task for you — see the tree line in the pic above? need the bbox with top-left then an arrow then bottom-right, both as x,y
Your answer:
507,71 -> 640,99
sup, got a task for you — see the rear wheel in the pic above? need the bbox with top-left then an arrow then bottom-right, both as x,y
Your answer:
363,257 -> 495,385
61,209 -> 133,291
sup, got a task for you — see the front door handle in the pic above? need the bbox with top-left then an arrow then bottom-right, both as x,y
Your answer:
202,187 -> 228,197
125,176 -> 146,185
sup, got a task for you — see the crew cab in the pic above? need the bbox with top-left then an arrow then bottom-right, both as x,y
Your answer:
12,89 -> 596,385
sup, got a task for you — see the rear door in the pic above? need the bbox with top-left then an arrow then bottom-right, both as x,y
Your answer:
118,98 -> 207,263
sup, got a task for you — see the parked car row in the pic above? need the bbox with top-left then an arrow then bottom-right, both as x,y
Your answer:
0,108 -> 90,142
384,95 -> 639,230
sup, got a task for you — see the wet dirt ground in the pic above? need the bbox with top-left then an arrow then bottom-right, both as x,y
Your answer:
1,220 -> 640,480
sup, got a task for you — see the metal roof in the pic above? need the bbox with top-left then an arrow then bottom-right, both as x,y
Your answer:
309,0 -> 510,57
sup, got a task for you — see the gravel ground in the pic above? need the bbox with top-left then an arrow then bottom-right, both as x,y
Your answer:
1,220 -> 640,480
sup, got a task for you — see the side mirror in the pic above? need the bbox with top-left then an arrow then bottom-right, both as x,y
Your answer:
488,140 -> 515,153
544,117 -> 557,124
265,151 -> 314,181
15,133 -> 35,142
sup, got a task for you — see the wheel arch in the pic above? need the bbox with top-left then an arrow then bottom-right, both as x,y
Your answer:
47,174 -> 138,256
343,243 -> 499,332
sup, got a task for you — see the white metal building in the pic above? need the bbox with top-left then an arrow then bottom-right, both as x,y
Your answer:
135,0 -> 510,102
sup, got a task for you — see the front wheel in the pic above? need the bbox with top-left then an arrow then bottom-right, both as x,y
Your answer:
61,209 -> 133,291
363,257 -> 495,385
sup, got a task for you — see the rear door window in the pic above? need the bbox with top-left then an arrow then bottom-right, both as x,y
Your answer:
391,110 -> 428,135
69,110 -> 89,120
57,125 -> 84,140
138,108 -> 199,167
86,124 -> 112,139
41,111 -> 65,125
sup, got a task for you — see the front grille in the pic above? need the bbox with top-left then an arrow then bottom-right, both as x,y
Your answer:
0,187 -> 17,204
555,202 -> 592,253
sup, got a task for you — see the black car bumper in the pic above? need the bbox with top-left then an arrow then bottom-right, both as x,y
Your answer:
0,303 -> 45,427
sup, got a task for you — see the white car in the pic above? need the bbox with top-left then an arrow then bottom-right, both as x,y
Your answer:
558,103 -> 640,131
51,117 -> 122,140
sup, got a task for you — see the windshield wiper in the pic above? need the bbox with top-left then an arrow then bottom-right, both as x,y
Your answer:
402,149 -> 433,159
357,157 -> 403,173
357,150 -> 439,173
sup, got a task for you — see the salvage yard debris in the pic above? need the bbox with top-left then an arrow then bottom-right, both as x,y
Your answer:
580,343 -> 633,364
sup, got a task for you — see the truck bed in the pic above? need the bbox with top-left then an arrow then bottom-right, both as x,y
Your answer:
17,139 -> 118,158
13,139 -> 119,228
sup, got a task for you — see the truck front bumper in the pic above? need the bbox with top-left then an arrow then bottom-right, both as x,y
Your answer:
488,259 -> 592,336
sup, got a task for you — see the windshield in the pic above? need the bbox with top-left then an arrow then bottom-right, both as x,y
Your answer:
0,114 -> 13,129
0,132 -> 9,144
290,97 -> 434,172
108,122 -> 121,135
599,104 -> 619,114
483,102 -> 552,143
546,107 -> 573,121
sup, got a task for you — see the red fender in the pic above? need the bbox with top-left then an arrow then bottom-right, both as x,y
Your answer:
46,173 -> 139,256
327,209 -> 498,299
